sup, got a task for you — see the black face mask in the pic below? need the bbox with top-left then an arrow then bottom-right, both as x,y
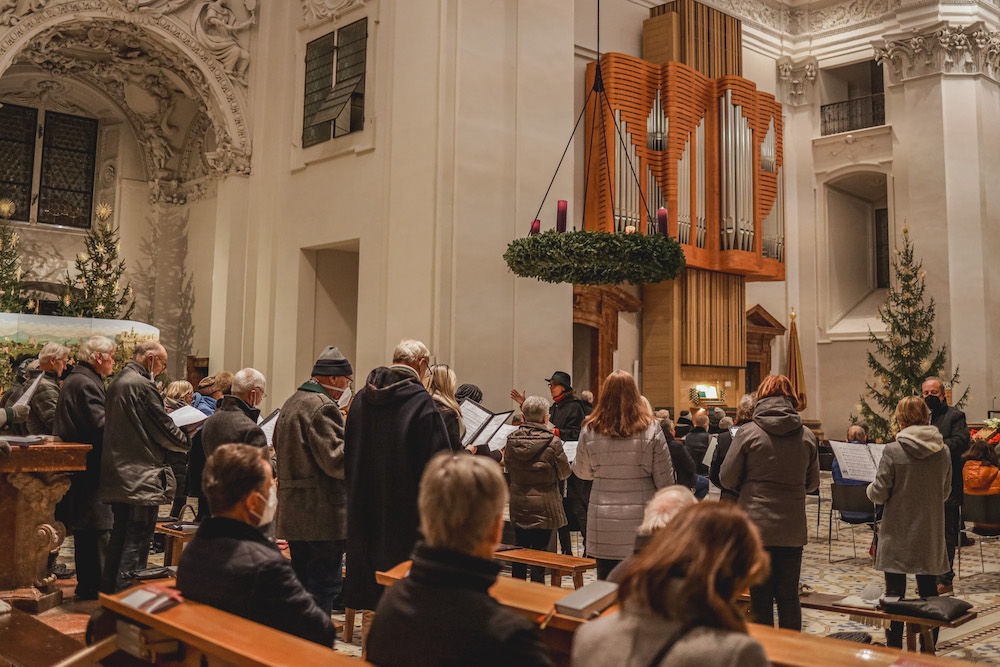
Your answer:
925,395 -> 944,413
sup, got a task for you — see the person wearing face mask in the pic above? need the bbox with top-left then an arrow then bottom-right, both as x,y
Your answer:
100,340 -> 191,593
201,368 -> 268,460
177,444 -> 335,647
922,376 -> 971,595
27,341 -> 70,435
53,336 -> 117,600
274,346 -> 353,616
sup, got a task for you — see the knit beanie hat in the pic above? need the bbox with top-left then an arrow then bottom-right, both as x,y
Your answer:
456,383 -> 483,403
313,346 -> 353,377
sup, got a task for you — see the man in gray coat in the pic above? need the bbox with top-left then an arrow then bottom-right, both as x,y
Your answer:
275,346 -> 352,615
100,340 -> 191,593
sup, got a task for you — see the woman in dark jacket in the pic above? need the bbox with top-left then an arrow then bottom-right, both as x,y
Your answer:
425,365 -> 464,450
504,396 -> 572,581
720,376 -> 819,631
710,393 -> 755,502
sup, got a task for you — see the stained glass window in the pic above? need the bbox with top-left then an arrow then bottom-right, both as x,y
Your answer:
38,111 -> 98,229
303,17 -> 368,148
0,103 -> 38,222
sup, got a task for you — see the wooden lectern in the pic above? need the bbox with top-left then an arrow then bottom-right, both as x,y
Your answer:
0,442 -> 90,613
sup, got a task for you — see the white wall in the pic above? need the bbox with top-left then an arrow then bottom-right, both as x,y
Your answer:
825,186 -> 873,323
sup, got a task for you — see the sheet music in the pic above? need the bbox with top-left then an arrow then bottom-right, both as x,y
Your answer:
869,443 -> 886,471
460,399 -> 493,447
487,424 -> 519,451
830,441 -> 878,483
13,373 -> 42,407
259,409 -> 280,448
471,411 -> 514,448
169,405 -> 209,430
562,441 -> 579,464
703,435 -> 718,466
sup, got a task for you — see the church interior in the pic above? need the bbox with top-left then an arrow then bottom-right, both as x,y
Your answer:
2,0 -> 1000,664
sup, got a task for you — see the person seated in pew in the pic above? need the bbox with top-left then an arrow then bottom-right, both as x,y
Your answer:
606,485 -> 697,583
572,502 -> 770,667
367,452 -> 553,667
833,425 -> 877,523
962,439 -> 1000,533
176,444 -> 335,647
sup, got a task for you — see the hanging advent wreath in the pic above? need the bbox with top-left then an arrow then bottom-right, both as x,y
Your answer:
504,230 -> 685,286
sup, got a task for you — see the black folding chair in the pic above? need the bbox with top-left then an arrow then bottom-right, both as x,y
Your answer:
814,450 -> 835,539
958,493 -> 1000,578
829,483 -> 877,563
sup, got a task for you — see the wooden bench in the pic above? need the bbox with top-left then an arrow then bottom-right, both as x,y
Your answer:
377,561 -> 969,666
0,607 -> 83,667
739,591 -> 977,655
95,580 -> 361,666
493,548 -> 596,588
154,524 -> 197,567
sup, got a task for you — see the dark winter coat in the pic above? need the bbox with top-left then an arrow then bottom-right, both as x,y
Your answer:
710,421 -> 749,502
367,542 -> 553,667
27,370 -> 60,435
434,400 -> 463,450
274,380 -> 346,542
344,365 -> 452,611
177,517 -> 335,647
684,426 -> 711,474
719,396 -> 819,547
549,393 -> 585,441
505,423 -> 571,530
99,361 -> 190,505
931,404 -> 970,504
53,362 -> 112,531
666,438 -> 697,490
201,395 -> 267,459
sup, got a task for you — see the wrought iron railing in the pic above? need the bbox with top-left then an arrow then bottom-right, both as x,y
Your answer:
820,93 -> 885,136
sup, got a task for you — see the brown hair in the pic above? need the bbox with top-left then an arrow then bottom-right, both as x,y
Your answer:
584,370 -> 654,438
202,444 -> 269,515
964,439 -> 999,466
618,502 -> 769,632
895,395 -> 930,430
214,370 -> 235,395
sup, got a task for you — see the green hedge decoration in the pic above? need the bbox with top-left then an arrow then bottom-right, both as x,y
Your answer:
504,230 -> 686,285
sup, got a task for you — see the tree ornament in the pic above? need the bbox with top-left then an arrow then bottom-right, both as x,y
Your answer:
57,222 -> 134,319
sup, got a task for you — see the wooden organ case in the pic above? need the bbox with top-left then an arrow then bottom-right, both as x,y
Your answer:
581,0 -> 786,412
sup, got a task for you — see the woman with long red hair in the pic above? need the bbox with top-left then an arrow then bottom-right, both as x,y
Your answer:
720,374 -> 819,631
572,502 -> 770,666
572,370 -> 674,579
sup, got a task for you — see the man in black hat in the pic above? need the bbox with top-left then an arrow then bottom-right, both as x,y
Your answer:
274,346 -> 353,614
511,371 -> 589,555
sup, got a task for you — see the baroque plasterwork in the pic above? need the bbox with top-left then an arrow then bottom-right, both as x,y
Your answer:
875,21 -> 1000,84
301,0 -> 367,25
776,56 -> 818,105
0,0 -> 253,184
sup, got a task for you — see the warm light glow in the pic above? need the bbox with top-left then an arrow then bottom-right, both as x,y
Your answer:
696,384 -> 719,400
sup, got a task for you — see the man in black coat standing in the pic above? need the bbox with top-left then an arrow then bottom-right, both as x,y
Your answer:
53,336 -> 117,600
684,412 -> 712,475
201,367 -> 268,459
923,377 -> 970,594
178,444 -> 334,646
344,339 -> 452,643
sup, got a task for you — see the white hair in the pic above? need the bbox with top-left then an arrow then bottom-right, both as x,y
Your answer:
39,341 -> 69,364
231,367 -> 266,396
637,485 -> 698,535
392,339 -> 430,365
521,396 -> 550,423
78,336 -> 116,364
133,340 -> 163,360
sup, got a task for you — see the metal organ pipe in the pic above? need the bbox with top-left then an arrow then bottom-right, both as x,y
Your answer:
696,119 -> 706,248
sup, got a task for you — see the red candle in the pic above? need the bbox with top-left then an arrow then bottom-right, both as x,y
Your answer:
556,200 -> 568,233
530,219 -> 541,236
657,207 -> 668,235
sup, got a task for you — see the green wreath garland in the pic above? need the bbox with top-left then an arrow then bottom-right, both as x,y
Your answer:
504,230 -> 686,285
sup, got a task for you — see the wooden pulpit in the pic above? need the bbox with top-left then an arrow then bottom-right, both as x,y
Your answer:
0,442 -> 90,613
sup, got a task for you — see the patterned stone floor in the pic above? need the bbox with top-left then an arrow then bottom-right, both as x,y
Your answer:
41,475 -> 1000,663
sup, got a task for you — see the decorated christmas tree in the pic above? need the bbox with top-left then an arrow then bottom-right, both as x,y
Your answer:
60,206 -> 135,319
852,227 -> 967,441
0,198 -> 29,313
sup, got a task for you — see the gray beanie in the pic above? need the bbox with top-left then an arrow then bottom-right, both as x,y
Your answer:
312,346 -> 353,377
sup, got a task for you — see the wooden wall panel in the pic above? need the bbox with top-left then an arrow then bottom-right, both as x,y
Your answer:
680,268 -> 746,367
648,0 -> 741,78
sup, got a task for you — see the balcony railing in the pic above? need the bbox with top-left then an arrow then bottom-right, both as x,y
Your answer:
820,93 -> 885,136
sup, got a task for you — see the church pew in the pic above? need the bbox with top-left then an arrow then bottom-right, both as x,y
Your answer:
96,580 -> 360,666
493,547 -> 596,588
377,561 -> 970,666
0,607 -> 83,667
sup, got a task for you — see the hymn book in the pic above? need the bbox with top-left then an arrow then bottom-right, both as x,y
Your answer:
458,399 -> 514,449
830,440 -> 886,483
258,408 -> 280,448
169,405 -> 209,430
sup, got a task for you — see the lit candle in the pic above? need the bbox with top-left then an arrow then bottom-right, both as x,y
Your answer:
657,207 -> 668,235
529,219 -> 541,236
624,225 -> 636,234
556,200 -> 568,233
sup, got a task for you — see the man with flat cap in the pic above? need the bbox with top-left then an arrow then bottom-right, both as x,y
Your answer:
511,371 -> 589,556
274,346 -> 353,614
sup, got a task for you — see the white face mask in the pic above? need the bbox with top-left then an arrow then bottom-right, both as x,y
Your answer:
318,380 -> 351,408
252,485 -> 278,527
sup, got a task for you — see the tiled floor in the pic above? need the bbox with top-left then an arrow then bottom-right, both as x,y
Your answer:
35,476 -> 1000,663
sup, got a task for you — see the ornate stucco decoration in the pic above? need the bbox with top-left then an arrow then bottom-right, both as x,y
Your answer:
776,56 -> 818,106
0,1 -> 253,182
875,22 -> 1000,85
301,0 -> 367,25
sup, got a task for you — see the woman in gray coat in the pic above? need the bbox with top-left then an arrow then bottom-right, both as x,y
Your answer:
573,370 -> 674,579
867,395 -> 951,649
720,375 -> 819,631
